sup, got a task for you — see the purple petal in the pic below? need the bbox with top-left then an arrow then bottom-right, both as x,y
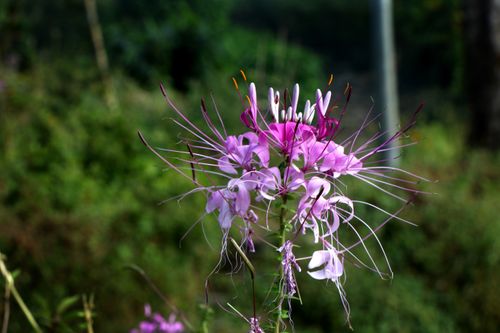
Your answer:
144,304 -> 152,317
235,185 -> 250,214
218,200 -> 233,229
139,321 -> 156,333
206,191 -> 223,213
218,156 -> 238,174
254,144 -> 269,167
306,177 -> 330,198
240,131 -> 259,144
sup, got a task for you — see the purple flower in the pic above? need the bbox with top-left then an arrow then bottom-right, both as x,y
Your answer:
296,181 -> 355,242
130,305 -> 184,333
278,240 -> 301,297
205,176 -> 256,230
218,132 -> 269,174
206,189 -> 235,230
249,317 -> 265,333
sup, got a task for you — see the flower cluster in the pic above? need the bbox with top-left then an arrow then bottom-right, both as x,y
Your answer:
204,84 -> 367,251
130,305 -> 184,333
140,78 -> 424,327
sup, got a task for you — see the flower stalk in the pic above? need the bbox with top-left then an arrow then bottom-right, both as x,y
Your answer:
274,195 -> 288,333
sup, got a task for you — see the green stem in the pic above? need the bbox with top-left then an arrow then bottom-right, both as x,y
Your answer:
279,196 -> 288,246
274,195 -> 288,333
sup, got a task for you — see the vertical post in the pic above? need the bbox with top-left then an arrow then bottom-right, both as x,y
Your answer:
492,0 -> 500,149
372,0 -> 400,166
464,0 -> 500,149
83,0 -> 117,110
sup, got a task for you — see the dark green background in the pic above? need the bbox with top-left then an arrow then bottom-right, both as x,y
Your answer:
0,0 -> 498,332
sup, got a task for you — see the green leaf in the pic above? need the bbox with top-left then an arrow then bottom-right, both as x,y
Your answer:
56,295 -> 80,315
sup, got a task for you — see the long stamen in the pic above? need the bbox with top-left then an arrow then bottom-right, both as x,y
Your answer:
240,69 -> 247,81
186,144 -> 197,183
138,131 -> 197,183
200,98 -> 224,142
360,103 -> 424,162
160,83 -> 222,149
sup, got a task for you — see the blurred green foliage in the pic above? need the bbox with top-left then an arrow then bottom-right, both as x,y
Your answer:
0,68 -> 216,331
0,0 -> 499,332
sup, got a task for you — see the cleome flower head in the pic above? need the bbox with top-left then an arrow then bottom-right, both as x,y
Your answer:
139,77 -> 427,327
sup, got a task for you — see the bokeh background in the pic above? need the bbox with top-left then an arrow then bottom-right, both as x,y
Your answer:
1,0 -> 499,332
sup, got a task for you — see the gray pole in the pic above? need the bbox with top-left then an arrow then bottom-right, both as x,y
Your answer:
372,0 -> 400,166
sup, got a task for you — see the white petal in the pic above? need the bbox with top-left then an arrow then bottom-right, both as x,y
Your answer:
309,103 -> 316,122
323,91 -> 332,112
286,107 -> 292,121
268,87 -> 274,107
308,250 -> 330,269
308,270 -> 327,280
292,83 -> 300,114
